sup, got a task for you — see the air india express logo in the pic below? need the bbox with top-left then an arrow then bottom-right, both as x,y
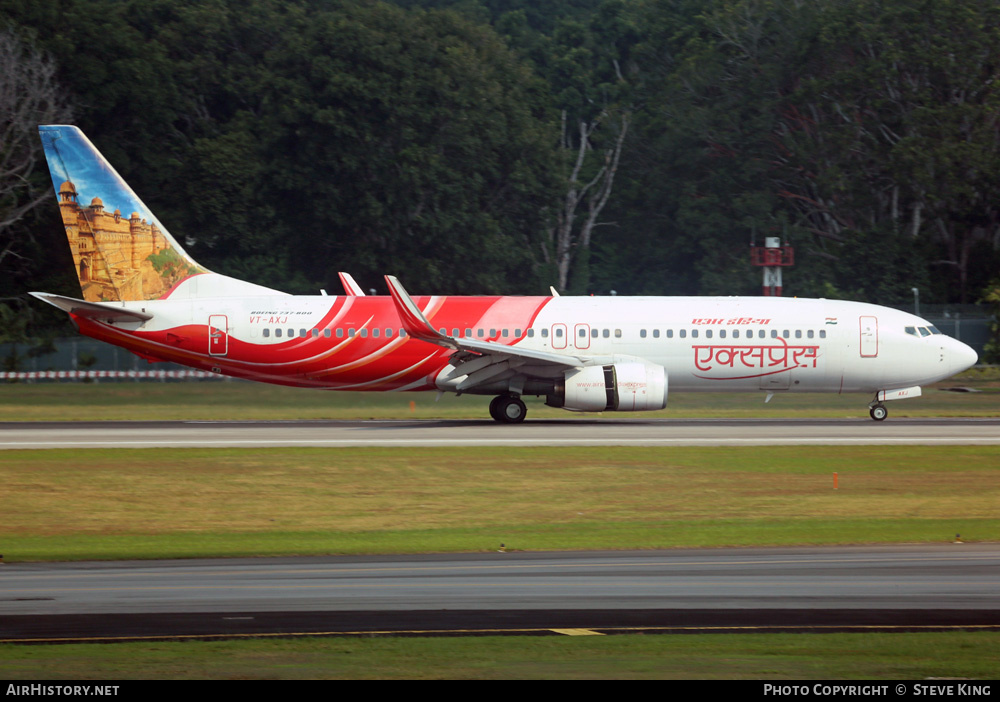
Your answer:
692,337 -> 819,380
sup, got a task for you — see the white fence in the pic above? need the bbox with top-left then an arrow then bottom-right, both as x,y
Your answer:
0,370 -> 217,381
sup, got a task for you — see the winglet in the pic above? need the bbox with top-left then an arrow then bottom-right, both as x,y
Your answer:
338,272 -> 365,296
384,275 -> 585,369
384,275 -> 457,349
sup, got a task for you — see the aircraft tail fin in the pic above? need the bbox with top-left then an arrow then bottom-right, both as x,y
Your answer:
37,125 -> 285,302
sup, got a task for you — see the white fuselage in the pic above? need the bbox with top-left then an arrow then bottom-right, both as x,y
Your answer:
89,292 -> 976,400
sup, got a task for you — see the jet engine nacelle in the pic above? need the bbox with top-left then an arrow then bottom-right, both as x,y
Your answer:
547,361 -> 667,412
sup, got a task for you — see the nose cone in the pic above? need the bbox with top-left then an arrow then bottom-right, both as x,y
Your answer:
946,338 -> 978,377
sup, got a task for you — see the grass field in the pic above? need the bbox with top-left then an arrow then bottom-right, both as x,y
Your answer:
3,631 -> 998,680
3,445 -> 998,561
3,374 -> 998,679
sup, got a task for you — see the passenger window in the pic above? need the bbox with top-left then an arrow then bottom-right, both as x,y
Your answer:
591,328 -> 598,338
452,328 -> 459,337
400,329 -> 407,337
706,330 -> 713,339
541,329 -> 549,338
653,329 -> 660,338
579,328 -> 587,338
603,329 -> 610,338
732,330 -> 739,339
515,329 -> 522,337
795,330 -> 802,339
465,329 -> 472,338
691,329 -> 698,338
759,330 -> 766,339
336,328 -> 344,338
807,330 -> 814,339
615,329 -> 622,338
720,330 -> 727,339
312,329 -> 319,338
349,329 -> 356,338
502,329 -> 509,338
263,329 -> 270,338
819,330 -> 826,339
782,330 -> 790,339
666,329 -> 673,338
477,329 -> 484,338
527,329 -> 534,338
679,329 -> 686,338
640,329 -> 647,338
276,329 -> 283,338
771,330 -> 778,339
386,328 -> 393,338
288,328 -> 294,337
555,328 -> 563,338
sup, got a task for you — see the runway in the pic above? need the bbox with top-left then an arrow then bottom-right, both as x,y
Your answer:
3,545 -> 999,642
0,417 -> 999,449
4,418 -> 998,643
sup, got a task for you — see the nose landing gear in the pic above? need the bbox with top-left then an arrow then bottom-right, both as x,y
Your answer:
489,394 -> 527,423
868,402 -> 888,421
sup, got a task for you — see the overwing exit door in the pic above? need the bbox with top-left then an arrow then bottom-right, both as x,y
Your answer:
209,315 -> 229,356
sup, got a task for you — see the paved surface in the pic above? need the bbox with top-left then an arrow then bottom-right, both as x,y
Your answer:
4,419 -> 997,642
3,545 -> 998,642
0,417 -> 998,449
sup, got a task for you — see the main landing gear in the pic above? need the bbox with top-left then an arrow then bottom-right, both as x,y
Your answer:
489,394 -> 527,423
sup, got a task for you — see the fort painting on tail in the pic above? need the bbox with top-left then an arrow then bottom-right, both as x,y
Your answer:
31,126 -> 978,422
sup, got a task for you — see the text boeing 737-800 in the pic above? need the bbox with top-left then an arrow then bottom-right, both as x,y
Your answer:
30,125 -> 977,422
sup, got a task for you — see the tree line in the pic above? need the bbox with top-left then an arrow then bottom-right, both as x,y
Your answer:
1,0 -> 999,345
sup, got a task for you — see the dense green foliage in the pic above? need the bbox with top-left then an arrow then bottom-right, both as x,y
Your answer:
1,0 -> 999,333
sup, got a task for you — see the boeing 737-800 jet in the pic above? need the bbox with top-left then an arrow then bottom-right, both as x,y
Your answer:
30,126 -> 978,422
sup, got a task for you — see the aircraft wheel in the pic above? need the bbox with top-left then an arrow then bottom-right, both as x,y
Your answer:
869,404 -> 888,421
492,395 -> 527,423
488,395 -> 504,421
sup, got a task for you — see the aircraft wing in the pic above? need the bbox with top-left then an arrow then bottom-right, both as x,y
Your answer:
29,292 -> 153,323
384,276 -> 586,373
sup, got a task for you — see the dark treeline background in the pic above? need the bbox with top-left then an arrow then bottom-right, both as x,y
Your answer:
2,0 -> 1000,342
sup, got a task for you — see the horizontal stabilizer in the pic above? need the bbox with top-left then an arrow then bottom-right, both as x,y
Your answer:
29,292 -> 153,323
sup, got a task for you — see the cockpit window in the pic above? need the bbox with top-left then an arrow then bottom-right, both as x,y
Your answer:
928,326 -> 942,335
905,326 -> 917,337
918,327 -> 931,337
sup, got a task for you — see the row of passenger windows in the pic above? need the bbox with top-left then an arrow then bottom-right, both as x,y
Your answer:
261,327 -> 532,339
642,328 -> 827,339
260,326 -> 828,340
262,327 -> 410,339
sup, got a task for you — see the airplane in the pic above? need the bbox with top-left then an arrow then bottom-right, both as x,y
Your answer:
30,125 -> 978,422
